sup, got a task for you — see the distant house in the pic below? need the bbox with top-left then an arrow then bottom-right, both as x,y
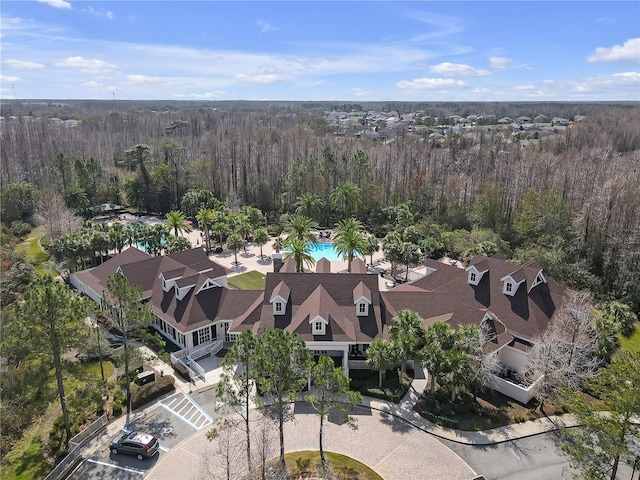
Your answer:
516,116 -> 531,124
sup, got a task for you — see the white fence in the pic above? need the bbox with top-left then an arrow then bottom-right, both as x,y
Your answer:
44,413 -> 108,480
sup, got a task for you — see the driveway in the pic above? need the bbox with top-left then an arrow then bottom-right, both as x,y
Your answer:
147,403 -> 477,480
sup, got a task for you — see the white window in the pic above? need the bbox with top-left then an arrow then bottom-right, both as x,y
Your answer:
313,320 -> 325,335
470,272 -> 476,282
275,301 -> 283,313
506,282 -> 512,293
198,327 -> 211,345
359,303 -> 366,314
223,322 -> 237,342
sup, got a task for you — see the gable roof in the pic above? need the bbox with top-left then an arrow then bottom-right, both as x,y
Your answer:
70,247 -> 247,334
382,255 -> 569,343
230,270 -> 386,343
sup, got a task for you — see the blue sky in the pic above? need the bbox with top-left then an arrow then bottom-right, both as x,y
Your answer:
1,1 -> 639,101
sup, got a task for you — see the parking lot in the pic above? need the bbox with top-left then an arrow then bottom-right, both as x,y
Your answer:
67,385 -> 221,480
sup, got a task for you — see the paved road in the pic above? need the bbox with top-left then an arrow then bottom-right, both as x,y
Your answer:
147,403 -> 477,480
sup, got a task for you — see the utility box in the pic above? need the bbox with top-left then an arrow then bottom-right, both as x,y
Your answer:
136,370 -> 156,386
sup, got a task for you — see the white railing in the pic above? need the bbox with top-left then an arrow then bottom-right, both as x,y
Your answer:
348,360 -> 369,369
190,339 -> 223,361
170,339 -> 223,381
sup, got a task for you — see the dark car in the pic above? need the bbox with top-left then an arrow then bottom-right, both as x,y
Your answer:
110,430 -> 159,460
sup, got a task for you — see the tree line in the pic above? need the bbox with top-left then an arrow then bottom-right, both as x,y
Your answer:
2,102 -> 638,312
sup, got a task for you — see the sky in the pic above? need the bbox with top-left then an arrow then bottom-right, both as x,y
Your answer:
1,0 -> 639,101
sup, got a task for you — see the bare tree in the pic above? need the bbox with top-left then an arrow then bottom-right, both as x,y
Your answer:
204,418 -> 246,480
35,189 -> 82,240
522,292 -> 600,412
249,413 -> 279,480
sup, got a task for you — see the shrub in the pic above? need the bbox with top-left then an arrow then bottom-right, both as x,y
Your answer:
10,221 -> 32,237
130,375 -> 175,410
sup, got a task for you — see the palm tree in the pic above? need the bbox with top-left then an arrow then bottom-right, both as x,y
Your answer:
236,215 -> 252,253
400,242 -> 421,282
366,339 -> 397,388
254,228 -> 270,259
363,235 -> 380,265
148,223 -> 168,256
333,217 -> 366,272
124,177 -> 147,216
108,222 -> 126,253
389,310 -> 424,375
196,207 -> 215,252
284,237 -> 315,272
165,210 -> 192,237
283,214 -> 318,245
213,221 -> 228,248
64,185 -> 89,214
165,235 -> 192,254
227,233 -> 244,266
382,231 -> 403,279
330,183 -> 362,218
295,193 -> 324,222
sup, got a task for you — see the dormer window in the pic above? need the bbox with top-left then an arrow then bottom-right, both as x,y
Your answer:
501,272 -> 524,296
311,316 -> 327,335
466,262 -> 488,286
353,281 -> 371,317
274,301 -> 283,314
270,281 -> 290,316
530,271 -> 547,290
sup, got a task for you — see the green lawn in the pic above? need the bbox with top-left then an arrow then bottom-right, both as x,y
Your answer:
15,226 -> 50,271
227,271 -> 266,290
619,322 -> 640,353
283,451 -> 384,480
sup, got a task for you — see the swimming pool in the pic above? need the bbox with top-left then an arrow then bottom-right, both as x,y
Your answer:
309,243 -> 342,261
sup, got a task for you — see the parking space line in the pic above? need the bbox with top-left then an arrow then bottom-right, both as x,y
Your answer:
160,403 -> 202,430
85,459 -> 145,475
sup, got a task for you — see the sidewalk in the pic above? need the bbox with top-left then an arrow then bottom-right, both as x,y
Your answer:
383,362 -> 579,446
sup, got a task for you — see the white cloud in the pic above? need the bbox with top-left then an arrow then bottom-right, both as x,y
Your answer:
473,88 -> 491,94
0,75 -> 21,82
350,88 -> 373,97
396,78 -> 467,89
489,56 -> 513,69
298,80 -> 325,88
80,81 -> 114,91
514,85 -> 537,91
596,17 -> 616,23
235,73 -> 284,84
37,0 -> 71,9
588,38 -> 640,63
256,20 -> 276,33
85,7 -> 114,20
430,62 -> 490,77
4,59 -> 46,70
190,91 -> 227,98
126,74 -> 181,86
56,56 -> 117,73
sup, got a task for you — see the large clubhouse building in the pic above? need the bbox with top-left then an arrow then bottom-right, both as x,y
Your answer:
71,247 -> 570,403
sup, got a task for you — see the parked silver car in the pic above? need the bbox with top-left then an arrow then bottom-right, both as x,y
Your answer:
110,430 -> 159,460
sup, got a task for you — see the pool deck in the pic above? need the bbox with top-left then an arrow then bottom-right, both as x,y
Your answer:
101,213 -> 400,290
